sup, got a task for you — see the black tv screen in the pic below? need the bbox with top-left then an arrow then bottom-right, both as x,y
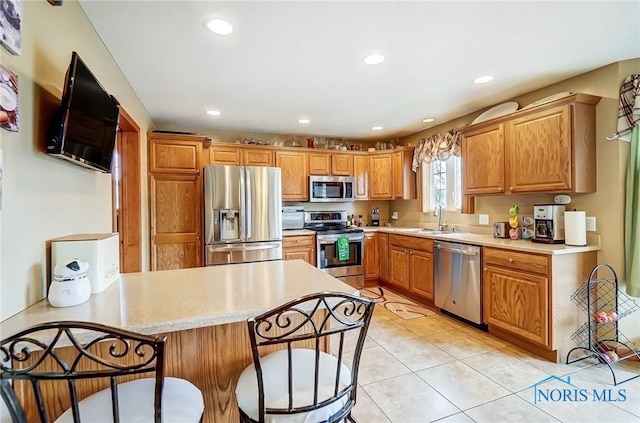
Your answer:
47,52 -> 120,173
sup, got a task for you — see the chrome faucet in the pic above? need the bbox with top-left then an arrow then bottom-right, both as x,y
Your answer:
434,204 -> 447,231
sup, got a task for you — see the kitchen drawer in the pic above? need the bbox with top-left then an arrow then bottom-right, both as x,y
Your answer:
389,234 -> 433,253
484,247 -> 548,275
283,235 -> 315,248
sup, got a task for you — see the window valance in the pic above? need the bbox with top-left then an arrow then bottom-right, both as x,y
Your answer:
411,128 -> 461,172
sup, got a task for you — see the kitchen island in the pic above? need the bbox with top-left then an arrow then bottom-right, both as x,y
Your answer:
0,260 -> 355,422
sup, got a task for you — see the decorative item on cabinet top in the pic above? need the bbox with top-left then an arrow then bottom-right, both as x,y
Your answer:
152,130 -> 211,143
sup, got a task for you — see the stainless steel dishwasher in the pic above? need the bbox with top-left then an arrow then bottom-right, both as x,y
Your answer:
434,241 -> 482,324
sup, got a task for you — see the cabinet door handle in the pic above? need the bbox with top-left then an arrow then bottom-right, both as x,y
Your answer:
509,186 -> 514,191
409,251 -> 413,255
483,267 -> 488,271
508,258 -> 514,263
296,240 -> 302,243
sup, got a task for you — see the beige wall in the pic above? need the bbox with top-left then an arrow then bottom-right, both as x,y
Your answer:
0,0 -> 153,322
397,59 -> 640,341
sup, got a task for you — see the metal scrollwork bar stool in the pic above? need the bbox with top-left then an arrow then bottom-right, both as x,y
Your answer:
1,321 -> 204,422
235,291 -> 375,423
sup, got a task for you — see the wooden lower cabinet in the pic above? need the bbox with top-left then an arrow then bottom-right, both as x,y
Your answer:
482,246 -> 597,362
283,235 -> 315,266
364,233 -> 379,280
409,250 -> 434,300
389,245 -> 410,290
378,233 -> 389,282
484,266 -> 549,346
388,235 -> 434,300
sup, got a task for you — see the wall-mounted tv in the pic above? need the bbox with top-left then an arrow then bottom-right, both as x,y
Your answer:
47,52 -> 120,173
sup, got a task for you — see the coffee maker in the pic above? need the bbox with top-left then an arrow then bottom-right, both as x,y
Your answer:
532,204 -> 565,244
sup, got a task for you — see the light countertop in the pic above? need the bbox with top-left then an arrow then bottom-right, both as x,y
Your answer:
283,229 -> 316,236
362,227 -> 600,255
0,260 -> 355,338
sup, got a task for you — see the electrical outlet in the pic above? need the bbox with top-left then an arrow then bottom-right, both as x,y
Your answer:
479,214 -> 489,225
586,216 -> 596,232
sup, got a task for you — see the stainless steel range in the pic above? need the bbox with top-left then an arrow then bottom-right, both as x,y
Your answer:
304,211 -> 364,289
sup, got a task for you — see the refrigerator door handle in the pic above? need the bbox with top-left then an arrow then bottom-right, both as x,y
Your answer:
244,167 -> 252,239
239,167 -> 246,241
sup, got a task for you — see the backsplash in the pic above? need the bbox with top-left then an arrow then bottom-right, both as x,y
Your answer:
389,193 -> 557,234
282,201 -> 391,226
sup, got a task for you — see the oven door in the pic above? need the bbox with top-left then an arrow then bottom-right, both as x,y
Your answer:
309,176 -> 354,202
316,233 -> 363,278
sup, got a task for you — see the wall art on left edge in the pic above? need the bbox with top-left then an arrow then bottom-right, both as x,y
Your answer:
0,65 -> 19,132
0,0 -> 22,55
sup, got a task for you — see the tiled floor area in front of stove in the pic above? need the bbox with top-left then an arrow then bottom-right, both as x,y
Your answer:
346,303 -> 640,423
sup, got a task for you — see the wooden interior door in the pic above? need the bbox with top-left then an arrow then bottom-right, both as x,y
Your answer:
113,108 -> 141,272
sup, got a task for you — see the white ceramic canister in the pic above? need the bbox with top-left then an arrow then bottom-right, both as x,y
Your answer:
48,259 -> 92,307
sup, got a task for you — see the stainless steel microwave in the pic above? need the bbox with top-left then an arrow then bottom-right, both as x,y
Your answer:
309,175 -> 355,202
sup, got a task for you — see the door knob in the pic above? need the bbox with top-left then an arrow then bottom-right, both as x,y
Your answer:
508,258 -> 514,263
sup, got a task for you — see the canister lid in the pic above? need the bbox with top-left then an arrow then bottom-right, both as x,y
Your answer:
53,259 -> 89,280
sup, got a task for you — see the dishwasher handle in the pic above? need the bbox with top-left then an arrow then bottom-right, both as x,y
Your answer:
435,242 -> 480,256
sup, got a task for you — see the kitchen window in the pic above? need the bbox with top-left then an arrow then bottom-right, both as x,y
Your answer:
419,156 -> 461,212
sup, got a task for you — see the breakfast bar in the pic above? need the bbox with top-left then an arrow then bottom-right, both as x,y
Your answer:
0,260 -> 355,422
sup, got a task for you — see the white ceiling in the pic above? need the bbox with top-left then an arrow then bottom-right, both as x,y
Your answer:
79,1 -> 640,140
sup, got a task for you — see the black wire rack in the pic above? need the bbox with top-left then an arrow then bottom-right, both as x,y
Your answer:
566,263 -> 640,386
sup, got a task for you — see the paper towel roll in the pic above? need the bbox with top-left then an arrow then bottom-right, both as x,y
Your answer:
565,211 -> 587,246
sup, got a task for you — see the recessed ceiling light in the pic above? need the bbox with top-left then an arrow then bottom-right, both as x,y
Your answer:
206,110 -> 221,116
205,19 -> 233,35
298,118 -> 311,124
473,75 -> 494,84
364,54 -> 385,65
422,118 -> 435,123
372,126 -> 383,131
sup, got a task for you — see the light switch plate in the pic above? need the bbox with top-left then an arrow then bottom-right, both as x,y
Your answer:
586,216 -> 596,232
479,214 -> 489,225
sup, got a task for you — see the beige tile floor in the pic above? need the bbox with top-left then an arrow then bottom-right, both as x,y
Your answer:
349,304 -> 640,423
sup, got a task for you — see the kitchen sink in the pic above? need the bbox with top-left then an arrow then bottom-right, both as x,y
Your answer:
417,229 -> 455,235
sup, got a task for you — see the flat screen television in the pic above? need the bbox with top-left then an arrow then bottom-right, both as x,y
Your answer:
47,52 -> 120,173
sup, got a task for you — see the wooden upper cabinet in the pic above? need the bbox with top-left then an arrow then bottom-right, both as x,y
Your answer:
462,123 -> 505,195
353,155 -> 369,200
276,151 -> 309,201
461,94 -> 598,196
209,146 -> 241,166
308,153 -> 353,176
392,148 -> 416,199
369,153 -> 393,200
244,149 -> 274,167
331,154 -> 353,176
506,105 -> 571,193
309,153 -> 331,175
149,134 -> 204,174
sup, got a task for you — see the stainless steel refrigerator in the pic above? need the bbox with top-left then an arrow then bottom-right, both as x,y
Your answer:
204,165 -> 282,265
